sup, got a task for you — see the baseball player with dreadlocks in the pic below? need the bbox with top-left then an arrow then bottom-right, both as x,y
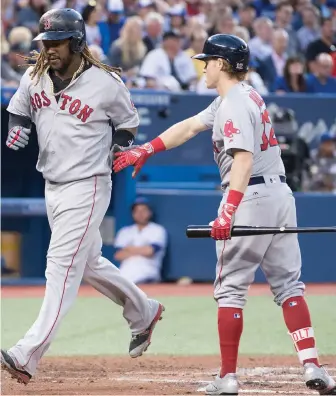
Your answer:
113,34 -> 336,395
1,8 -> 164,384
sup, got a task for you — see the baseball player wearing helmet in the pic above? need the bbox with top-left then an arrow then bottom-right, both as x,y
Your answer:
1,8 -> 164,384
113,34 -> 336,395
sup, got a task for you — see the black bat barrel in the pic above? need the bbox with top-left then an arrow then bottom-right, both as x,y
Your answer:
186,225 -> 336,238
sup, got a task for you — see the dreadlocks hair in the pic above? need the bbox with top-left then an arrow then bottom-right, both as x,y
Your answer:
21,43 -> 122,84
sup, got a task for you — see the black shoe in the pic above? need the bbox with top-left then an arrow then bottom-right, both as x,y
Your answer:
1,349 -> 32,385
129,303 -> 165,358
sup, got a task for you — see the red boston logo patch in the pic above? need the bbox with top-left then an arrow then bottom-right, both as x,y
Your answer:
44,18 -> 51,30
223,120 -> 240,139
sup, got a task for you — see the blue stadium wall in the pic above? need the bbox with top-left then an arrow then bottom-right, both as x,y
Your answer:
1,89 -> 336,284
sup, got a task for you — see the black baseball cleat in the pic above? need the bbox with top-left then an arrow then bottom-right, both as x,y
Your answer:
129,303 -> 165,358
1,349 -> 32,385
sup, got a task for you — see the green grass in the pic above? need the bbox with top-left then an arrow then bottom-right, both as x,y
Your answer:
1,295 -> 335,356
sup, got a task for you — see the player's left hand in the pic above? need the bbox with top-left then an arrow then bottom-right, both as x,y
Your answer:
211,203 -> 237,240
6,126 -> 31,151
113,143 -> 154,178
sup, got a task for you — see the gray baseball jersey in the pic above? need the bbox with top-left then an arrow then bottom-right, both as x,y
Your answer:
6,64 -> 162,377
7,65 -> 139,183
198,82 -> 286,187
197,82 -> 304,311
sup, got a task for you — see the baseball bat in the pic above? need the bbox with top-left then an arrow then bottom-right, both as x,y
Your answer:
186,225 -> 336,238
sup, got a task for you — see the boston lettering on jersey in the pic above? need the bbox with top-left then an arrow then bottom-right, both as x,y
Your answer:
30,91 -> 94,123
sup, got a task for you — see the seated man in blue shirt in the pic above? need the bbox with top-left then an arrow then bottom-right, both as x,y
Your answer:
114,197 -> 167,284
306,53 -> 336,93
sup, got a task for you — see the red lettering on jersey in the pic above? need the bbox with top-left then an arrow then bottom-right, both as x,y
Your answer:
223,119 -> 240,141
41,90 -> 51,107
260,109 -> 278,151
69,99 -> 81,115
249,89 -> 265,109
212,140 -> 220,154
60,94 -> 72,110
30,96 -> 37,112
34,93 -> 42,109
261,109 -> 270,124
77,104 -> 94,123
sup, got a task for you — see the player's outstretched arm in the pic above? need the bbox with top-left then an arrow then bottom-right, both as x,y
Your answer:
113,115 -> 208,177
156,115 -> 209,149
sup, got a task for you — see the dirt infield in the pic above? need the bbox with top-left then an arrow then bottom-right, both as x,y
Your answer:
2,284 -> 336,395
2,355 -> 336,395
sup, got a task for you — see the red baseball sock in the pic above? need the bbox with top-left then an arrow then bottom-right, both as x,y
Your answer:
282,296 -> 319,367
218,307 -> 243,377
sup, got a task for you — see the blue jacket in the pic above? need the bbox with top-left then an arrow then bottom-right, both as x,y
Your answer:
306,74 -> 336,93
257,55 -> 278,90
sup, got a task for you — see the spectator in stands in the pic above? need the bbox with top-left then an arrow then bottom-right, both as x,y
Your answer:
208,9 -> 237,36
137,0 -> 156,21
165,4 -> 187,36
7,26 -> 33,50
225,0 -> 244,17
82,1 -> 102,46
296,6 -> 321,53
252,0 -> 277,18
123,0 -> 139,17
106,0 -> 126,45
2,26 -> 33,83
143,12 -> 164,53
234,25 -> 250,42
246,58 -> 269,95
248,17 -> 273,61
185,29 -> 208,81
139,31 -> 197,91
234,16 -> 268,95
273,2 -> 298,56
238,4 -> 256,37
306,132 -> 336,192
52,0 -> 82,11
292,0 -> 312,30
314,0 -> 333,18
114,197 -> 168,285
2,41 -> 31,81
108,16 -> 147,80
306,52 -> 336,92
1,40 -> 22,87
194,0 -> 217,31
273,56 -> 308,93
88,43 -> 110,64
306,17 -> 336,74
258,28 -> 289,89
16,0 -> 49,34
1,0 -> 15,32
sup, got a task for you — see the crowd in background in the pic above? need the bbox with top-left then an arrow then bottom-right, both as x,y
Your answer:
1,0 -> 336,94
1,0 -> 336,191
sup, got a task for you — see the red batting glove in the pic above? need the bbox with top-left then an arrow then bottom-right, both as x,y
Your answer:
211,190 -> 244,240
113,137 -> 166,178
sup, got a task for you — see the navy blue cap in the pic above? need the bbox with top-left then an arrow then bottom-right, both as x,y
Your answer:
131,196 -> 152,210
320,132 -> 336,143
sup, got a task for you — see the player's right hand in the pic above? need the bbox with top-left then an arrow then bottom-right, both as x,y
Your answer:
6,126 -> 31,151
113,143 -> 154,178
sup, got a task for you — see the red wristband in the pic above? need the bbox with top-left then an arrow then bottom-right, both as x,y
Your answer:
227,189 -> 244,207
150,137 -> 166,153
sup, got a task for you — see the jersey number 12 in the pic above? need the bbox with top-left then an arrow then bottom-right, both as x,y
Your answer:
260,110 -> 278,151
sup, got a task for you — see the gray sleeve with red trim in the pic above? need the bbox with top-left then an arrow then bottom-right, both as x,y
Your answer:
7,68 -> 32,119
197,96 -> 222,129
106,72 -> 139,130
